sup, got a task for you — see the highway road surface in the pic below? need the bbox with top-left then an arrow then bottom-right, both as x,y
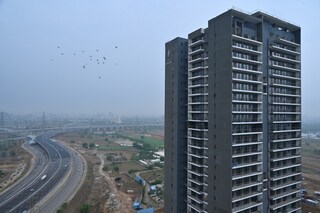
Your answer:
0,131 -> 86,213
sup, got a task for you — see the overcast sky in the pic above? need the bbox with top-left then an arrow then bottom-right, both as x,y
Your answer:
0,0 -> 319,119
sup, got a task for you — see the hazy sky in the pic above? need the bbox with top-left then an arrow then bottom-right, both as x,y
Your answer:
0,0 -> 319,118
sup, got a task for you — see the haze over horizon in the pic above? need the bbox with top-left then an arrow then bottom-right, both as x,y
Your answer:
1,0 -> 319,119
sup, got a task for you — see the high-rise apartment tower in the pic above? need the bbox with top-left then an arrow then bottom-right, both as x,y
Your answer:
165,9 -> 301,213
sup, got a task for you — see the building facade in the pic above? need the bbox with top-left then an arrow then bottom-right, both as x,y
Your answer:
165,9 -> 301,213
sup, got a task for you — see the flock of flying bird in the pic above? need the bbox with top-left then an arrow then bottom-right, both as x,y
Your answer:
51,45 -> 119,79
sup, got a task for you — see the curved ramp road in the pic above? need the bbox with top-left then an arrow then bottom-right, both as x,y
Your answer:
0,132 -> 86,213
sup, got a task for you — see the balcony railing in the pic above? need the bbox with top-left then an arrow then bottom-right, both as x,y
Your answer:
232,181 -> 261,191
232,201 -> 262,213
270,189 -> 300,200
232,191 -> 262,203
232,171 -> 262,180
270,197 -> 301,211
270,180 -> 301,191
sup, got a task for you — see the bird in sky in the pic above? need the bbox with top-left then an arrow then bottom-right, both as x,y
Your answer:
61,53 -> 64,55
57,46 -> 60,48
83,65 -> 86,69
115,46 -> 118,48
103,56 -> 106,60
99,76 -> 101,79
96,49 -> 99,52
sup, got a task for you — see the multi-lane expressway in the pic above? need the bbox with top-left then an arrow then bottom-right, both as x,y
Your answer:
0,131 -> 86,213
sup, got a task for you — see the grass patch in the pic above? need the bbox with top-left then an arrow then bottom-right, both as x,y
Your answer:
143,137 -> 164,148
125,134 -> 164,148
98,145 -> 130,151
302,139 -> 320,158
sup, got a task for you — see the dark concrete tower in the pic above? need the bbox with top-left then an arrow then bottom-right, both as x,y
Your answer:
165,9 -> 301,213
164,37 -> 188,213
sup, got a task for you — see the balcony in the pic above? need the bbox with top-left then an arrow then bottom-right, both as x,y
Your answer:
232,56 -> 262,65
270,180 -> 301,191
189,56 -> 204,63
188,168 -> 205,177
270,146 -> 301,152
189,65 -> 208,72
270,63 -> 300,72
232,34 -> 262,45
271,129 -> 301,134
232,127 -> 263,135
232,111 -> 262,115
270,73 -> 300,81
271,163 -> 301,172
188,92 -> 208,97
271,154 -> 301,162
232,191 -> 262,203
287,207 -> 301,213
270,44 -> 300,55
278,38 -> 300,47
270,172 -> 301,181
188,74 -> 208,80
270,53 -> 300,64
232,161 -> 262,169
270,189 -> 300,200
232,151 -> 262,158
189,48 -> 205,55
187,203 -> 206,213
188,178 -> 206,186
271,111 -> 300,115
270,92 -> 301,98
270,197 -> 301,211
188,84 -> 208,89
232,66 -> 262,74
232,201 -> 262,213
189,39 -> 205,47
188,185 -> 205,195
272,137 -> 301,143
187,194 -> 205,204
188,161 -> 207,168
232,131 -> 263,136
233,121 -> 262,125
232,78 -> 261,85
232,171 -> 262,180
232,141 -> 262,147
232,181 -> 261,191
270,82 -> 300,89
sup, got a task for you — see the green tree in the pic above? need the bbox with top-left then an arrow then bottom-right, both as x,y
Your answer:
113,166 -> 119,173
82,143 -> 88,148
80,204 -> 90,213
89,143 -> 95,149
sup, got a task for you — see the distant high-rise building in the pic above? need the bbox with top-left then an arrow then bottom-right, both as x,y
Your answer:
42,112 -> 46,128
0,112 -> 5,127
165,9 -> 301,213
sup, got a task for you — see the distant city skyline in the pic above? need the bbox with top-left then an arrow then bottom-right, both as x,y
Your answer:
0,0 -> 319,119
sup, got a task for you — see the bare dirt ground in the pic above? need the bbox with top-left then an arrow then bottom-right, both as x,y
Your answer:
56,132 -> 150,213
0,140 -> 32,193
302,139 -> 320,213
